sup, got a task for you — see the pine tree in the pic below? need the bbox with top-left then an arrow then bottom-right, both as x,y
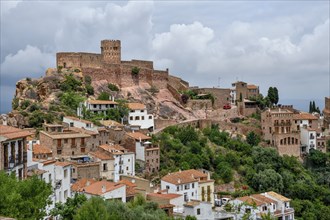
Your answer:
312,101 -> 316,112
273,87 -> 279,105
309,101 -> 313,113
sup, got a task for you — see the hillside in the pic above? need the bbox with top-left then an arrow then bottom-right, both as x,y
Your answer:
1,67 -> 239,129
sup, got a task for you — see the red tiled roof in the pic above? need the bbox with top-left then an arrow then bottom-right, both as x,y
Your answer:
33,144 -> 52,155
89,150 -> 114,160
83,180 -> 124,195
126,132 -> 151,140
55,161 -> 72,167
118,179 -> 137,196
72,178 -> 97,192
247,84 -> 258,89
148,193 -> 182,200
88,100 -> 118,105
64,116 -> 93,124
0,125 -> 31,140
99,144 -> 126,152
162,169 -> 208,185
293,112 -> 318,120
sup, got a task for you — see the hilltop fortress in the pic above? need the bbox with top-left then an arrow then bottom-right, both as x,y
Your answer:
56,40 -> 188,90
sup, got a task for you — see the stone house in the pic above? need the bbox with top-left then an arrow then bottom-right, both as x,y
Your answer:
39,124 -> 91,158
89,150 -> 115,180
147,192 -> 183,215
293,112 -> 319,131
261,108 -> 301,157
32,144 -> 53,159
0,125 -> 30,179
231,81 -> 259,103
323,97 -> 330,130
71,161 -> 100,180
124,132 -> 160,174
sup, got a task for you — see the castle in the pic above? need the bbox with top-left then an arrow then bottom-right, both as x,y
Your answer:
56,40 -> 183,89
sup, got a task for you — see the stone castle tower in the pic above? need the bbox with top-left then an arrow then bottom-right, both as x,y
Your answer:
101,40 -> 121,64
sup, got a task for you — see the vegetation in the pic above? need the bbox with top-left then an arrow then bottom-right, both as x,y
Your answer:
73,195 -> 171,220
60,74 -> 82,92
20,99 -> 31,110
180,90 -> 215,105
267,87 -> 279,106
131,67 -> 140,75
97,91 -> 110,100
108,83 -> 120,91
28,110 -> 54,127
59,92 -> 85,111
0,171 -> 52,219
309,100 -> 320,113
12,97 -> 19,110
154,124 -> 330,218
51,193 -> 87,219
85,84 -> 94,95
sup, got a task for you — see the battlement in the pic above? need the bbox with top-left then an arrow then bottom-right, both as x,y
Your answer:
101,39 -> 121,64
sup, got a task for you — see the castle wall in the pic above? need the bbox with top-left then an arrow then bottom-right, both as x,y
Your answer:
192,88 -> 231,109
167,84 -> 182,103
57,53 -> 102,69
122,60 -> 154,69
169,75 -> 189,92
152,70 -> 169,89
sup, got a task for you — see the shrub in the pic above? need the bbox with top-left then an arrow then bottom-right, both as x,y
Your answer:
57,66 -> 63,73
26,77 -> 31,81
84,75 -> 92,85
60,92 -> 85,111
60,74 -> 82,92
131,67 -> 140,75
108,83 -> 119,91
28,103 -> 41,112
12,98 -> 19,110
97,92 -> 110,100
85,84 -> 94,95
74,68 -> 80,73
181,94 -> 189,104
20,100 -> 31,110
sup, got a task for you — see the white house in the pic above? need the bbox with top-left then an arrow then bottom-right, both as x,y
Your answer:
54,161 -> 72,203
82,180 -> 126,202
63,116 -> 97,131
300,126 -> 317,154
127,103 -> 154,130
0,125 -> 30,179
182,200 -> 213,220
161,169 -> 215,207
147,192 -> 184,209
229,192 -> 294,220
77,99 -> 118,117
98,144 -> 135,182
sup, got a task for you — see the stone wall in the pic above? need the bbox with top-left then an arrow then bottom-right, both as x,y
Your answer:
192,88 -> 231,109
154,119 -> 177,130
72,162 -> 100,179
152,70 -> 169,89
122,60 -> 154,69
57,53 -> 103,68
168,75 -> 189,92
167,84 -> 182,103
186,100 -> 213,110
324,97 -> 330,129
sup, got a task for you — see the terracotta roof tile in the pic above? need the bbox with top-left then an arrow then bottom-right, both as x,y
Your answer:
89,150 -> 114,160
83,180 -> 125,195
127,103 -> 146,110
148,193 -> 182,200
100,120 -> 123,127
64,116 -> 94,124
69,127 -> 98,135
162,169 -> 208,185
55,161 -> 72,167
40,130 -> 91,139
265,191 -> 291,202
88,100 -> 118,105
247,84 -> 258,89
33,144 -> 52,155
99,144 -> 126,153
72,178 -> 97,192
118,179 -> 137,196
293,112 -> 318,120
126,132 -> 151,140
0,125 -> 31,140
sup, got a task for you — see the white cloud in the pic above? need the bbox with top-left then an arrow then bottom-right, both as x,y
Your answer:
0,0 -> 22,14
1,45 -> 55,81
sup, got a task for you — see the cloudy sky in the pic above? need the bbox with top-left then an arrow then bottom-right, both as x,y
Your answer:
1,0 -> 329,113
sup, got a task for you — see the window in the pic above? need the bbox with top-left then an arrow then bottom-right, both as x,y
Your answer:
135,116 -> 140,120
126,167 -> 128,171
57,149 -> 62,155
141,110 -> 144,112
103,163 -> 108,171
130,116 -> 133,120
149,116 -> 152,119
142,116 -> 145,120
49,174 -> 52,183
64,169 -> 68,178
81,147 -> 85,153
185,184 -> 190,190
192,183 -> 194,188
192,192 -> 194,197
70,122 -> 74,127
64,139 -> 68,144
71,138 -> 76,147
64,190 -> 68,200
197,208 -> 201,215
262,206 -> 267,211
166,185 -> 170,190
177,186 -> 179,191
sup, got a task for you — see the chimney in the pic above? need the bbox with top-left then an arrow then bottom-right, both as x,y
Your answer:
102,184 -> 106,193
86,180 -> 90,186
178,178 -> 181,184
191,174 -> 194,179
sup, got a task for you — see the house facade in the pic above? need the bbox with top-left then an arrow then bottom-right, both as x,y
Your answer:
77,99 -> 118,117
0,125 -> 30,179
300,126 -> 317,154
125,132 -> 160,174
39,124 -> 91,158
161,169 -> 215,207
127,103 -> 154,130
81,180 -> 126,202
261,108 -> 301,157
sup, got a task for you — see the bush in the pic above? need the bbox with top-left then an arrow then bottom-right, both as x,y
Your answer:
108,83 -> 119,91
26,77 -> 31,81
12,98 -> 19,110
60,74 -> 82,92
60,92 -> 85,111
28,111 -> 54,128
84,75 -> 92,85
57,66 -> 63,73
74,68 -> 81,73
131,67 -> 140,75
28,103 -> 41,112
20,100 -> 31,110
85,84 -> 94,95
97,92 -> 110,100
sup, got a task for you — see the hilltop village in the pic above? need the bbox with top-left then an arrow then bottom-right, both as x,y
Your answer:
1,40 -> 330,220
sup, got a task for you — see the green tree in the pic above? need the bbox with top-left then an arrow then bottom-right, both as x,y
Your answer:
51,193 -> 87,219
85,84 -> 94,95
131,67 -> 140,75
312,101 -> 316,112
60,74 -> 82,92
246,131 -> 260,146
0,171 -> 52,219
309,101 -> 313,113
267,87 -> 275,105
273,87 -> 279,105
108,83 -> 120,91
217,162 -> 234,183
250,169 -> 284,192
97,92 -> 110,100
60,92 -> 85,111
